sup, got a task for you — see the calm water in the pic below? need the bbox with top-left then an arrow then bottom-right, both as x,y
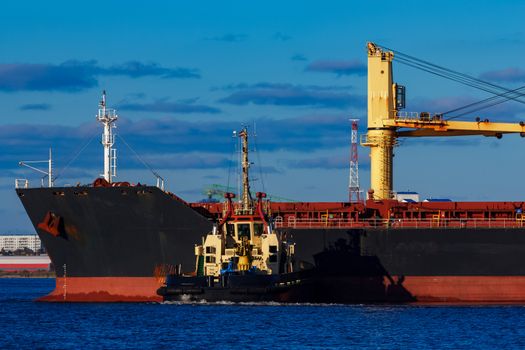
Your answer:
1,279 -> 525,349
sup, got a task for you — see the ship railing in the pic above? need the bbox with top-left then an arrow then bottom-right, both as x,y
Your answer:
395,111 -> 420,120
15,179 -> 29,189
394,111 -> 444,123
156,175 -> 165,191
273,217 -> 525,229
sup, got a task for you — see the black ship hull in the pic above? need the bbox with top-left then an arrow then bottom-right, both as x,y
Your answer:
16,186 -> 214,301
16,186 -> 525,302
287,227 -> 525,303
158,226 -> 525,304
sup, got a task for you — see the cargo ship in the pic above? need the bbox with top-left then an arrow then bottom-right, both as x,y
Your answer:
16,43 -> 525,303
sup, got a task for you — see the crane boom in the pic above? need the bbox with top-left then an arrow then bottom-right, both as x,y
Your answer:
362,42 -> 525,200
385,119 -> 525,137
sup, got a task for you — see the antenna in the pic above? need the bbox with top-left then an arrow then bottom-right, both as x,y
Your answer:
348,119 -> 361,202
19,148 -> 54,187
96,90 -> 118,183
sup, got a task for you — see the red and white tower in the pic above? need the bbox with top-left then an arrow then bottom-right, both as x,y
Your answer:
348,119 -> 361,202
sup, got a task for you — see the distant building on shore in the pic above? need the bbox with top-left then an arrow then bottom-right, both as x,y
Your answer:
0,234 -> 50,272
0,234 -> 43,254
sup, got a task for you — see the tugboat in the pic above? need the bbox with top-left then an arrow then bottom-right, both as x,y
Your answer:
157,128 -> 314,303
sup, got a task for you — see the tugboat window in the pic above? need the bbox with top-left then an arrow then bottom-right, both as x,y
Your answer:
253,223 -> 264,236
226,224 -> 235,236
237,224 -> 251,240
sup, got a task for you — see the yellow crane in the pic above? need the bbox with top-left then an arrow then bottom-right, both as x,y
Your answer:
362,42 -> 525,200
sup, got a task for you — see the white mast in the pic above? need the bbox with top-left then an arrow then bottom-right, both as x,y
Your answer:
48,148 -> 53,188
96,90 -> 118,183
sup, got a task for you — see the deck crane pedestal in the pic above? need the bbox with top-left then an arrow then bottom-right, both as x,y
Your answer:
363,42 -> 525,200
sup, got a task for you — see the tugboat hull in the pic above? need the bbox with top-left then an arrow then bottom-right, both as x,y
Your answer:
158,272 -> 316,303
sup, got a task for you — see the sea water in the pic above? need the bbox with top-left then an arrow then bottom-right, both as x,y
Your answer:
1,278 -> 525,349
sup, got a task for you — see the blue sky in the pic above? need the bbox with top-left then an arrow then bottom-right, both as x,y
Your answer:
2,0 -> 525,231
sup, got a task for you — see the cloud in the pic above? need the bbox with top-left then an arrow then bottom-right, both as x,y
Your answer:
409,95 -> 525,120
286,153 -> 370,170
218,82 -> 364,109
53,167 -> 97,182
291,54 -> 307,62
0,61 -> 98,92
206,34 -> 248,42
0,114 -> 360,174
273,32 -> 291,41
305,60 -> 367,76
288,156 -> 347,169
118,100 -> 221,114
135,153 -> 232,169
19,103 -> 51,111
124,92 -> 147,100
102,62 -> 200,79
479,67 -> 525,83
0,60 -> 200,92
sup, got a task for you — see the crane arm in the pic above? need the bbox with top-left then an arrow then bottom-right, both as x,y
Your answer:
382,118 -> 525,138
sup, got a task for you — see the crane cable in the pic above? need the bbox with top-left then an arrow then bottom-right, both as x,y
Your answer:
381,44 -> 525,101
53,127 -> 99,182
117,134 -> 164,183
393,55 -> 525,113
396,54 -> 525,119
444,85 -> 525,120
378,45 -> 525,120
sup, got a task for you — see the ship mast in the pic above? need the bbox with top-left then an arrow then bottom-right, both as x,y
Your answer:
238,127 -> 252,213
96,91 -> 118,183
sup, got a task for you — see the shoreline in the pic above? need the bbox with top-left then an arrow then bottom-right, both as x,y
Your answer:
0,271 -> 55,278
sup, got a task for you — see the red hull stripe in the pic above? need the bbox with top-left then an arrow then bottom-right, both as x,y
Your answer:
397,276 -> 525,302
39,277 -> 163,302
0,264 -> 50,269
38,276 -> 525,303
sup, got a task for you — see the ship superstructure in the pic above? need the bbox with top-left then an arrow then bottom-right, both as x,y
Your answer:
158,128 -> 302,303
197,128 -> 294,277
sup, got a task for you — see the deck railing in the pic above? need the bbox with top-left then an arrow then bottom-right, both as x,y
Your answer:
15,179 -> 29,189
273,217 -> 525,229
